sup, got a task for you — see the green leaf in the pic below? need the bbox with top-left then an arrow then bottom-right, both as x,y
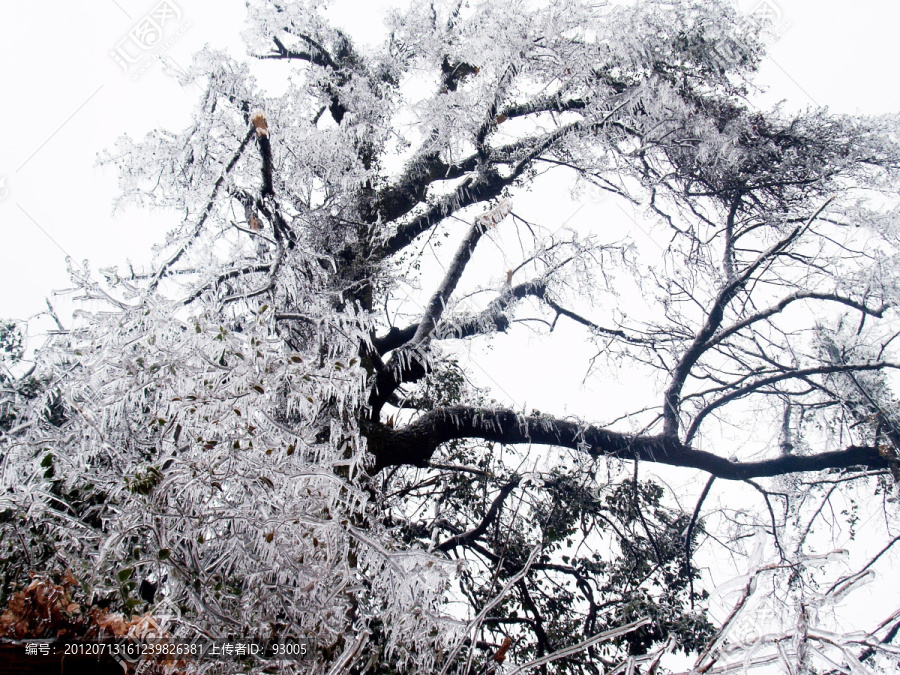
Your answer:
158,548 -> 171,561
118,567 -> 133,582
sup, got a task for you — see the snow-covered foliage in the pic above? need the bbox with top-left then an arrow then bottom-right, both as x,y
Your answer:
3,0 -> 900,672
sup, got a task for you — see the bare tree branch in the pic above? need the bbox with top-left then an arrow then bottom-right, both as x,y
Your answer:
149,128 -> 255,291
662,199 -> 834,437
364,406 -> 889,479
684,362 -> 898,445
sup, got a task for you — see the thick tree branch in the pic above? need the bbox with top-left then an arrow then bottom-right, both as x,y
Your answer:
367,346 -> 428,419
260,34 -> 353,124
437,280 -> 547,339
364,406 -> 888,478
372,324 -> 418,355
372,273 -> 651,364
264,35 -> 337,69
499,95 -> 589,120
182,263 -> 272,305
411,219 -> 493,344
440,57 -> 480,93
436,478 -> 521,552
375,172 -> 510,259
368,280 -> 546,416
255,128 -> 275,197
373,280 -> 547,355
371,152 -> 477,225
374,113 -> 620,260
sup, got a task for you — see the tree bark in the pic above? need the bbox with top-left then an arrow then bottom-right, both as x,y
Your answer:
365,406 -> 888,479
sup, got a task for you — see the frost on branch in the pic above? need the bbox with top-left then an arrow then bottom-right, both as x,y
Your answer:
0,272 -> 463,670
4,0 -> 900,672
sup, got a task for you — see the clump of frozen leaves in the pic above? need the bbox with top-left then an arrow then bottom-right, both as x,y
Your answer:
0,272 -> 464,672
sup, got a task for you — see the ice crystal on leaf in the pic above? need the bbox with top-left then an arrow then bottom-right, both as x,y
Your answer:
4,0 -> 900,673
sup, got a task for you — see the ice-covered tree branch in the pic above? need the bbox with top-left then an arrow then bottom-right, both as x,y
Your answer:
365,406 -> 889,478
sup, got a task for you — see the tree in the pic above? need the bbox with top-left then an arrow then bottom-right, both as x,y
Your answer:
3,0 -> 900,672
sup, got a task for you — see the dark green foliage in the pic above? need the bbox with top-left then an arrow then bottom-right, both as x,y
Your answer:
383,427 -> 715,672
